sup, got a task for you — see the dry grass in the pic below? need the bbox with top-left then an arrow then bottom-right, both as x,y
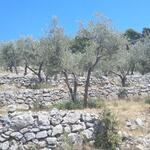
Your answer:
77,99 -> 150,137
106,100 -> 150,136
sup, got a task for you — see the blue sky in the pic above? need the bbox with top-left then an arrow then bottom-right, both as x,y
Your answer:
0,0 -> 150,41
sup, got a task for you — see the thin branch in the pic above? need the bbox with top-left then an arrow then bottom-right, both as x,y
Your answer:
27,66 -> 38,75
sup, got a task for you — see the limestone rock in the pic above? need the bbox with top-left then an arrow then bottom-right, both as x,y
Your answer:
52,124 -> 63,136
38,113 -> 50,126
10,132 -> 23,140
24,132 -> 35,141
47,137 -> 57,145
36,130 -> 47,139
63,112 -> 81,124
11,113 -> 34,129
0,141 -> 9,150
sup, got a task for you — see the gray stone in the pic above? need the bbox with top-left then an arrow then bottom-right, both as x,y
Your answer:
38,141 -> 47,148
38,113 -> 50,126
50,108 -> 59,116
51,114 -> 62,126
86,122 -> 95,128
39,125 -> 51,130
20,128 -> 29,134
64,125 -> 71,133
24,132 -> 35,141
68,133 -> 83,145
47,137 -> 57,145
81,128 -> 94,140
1,133 -> 9,139
72,124 -> 85,132
11,113 -> 34,129
135,118 -> 144,126
36,130 -> 47,139
10,132 -> 23,140
9,140 -> 19,150
7,105 -> 16,113
52,124 -> 63,136
0,141 -> 9,150
31,128 -> 40,132
63,112 -> 81,124
0,135 -> 6,142
47,129 -> 52,136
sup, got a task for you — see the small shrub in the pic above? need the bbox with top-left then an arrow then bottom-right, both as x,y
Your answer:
117,88 -> 128,99
88,99 -> 106,109
54,100 -> 83,110
30,83 -> 53,89
25,143 -> 40,150
56,133 -> 74,150
54,99 -> 106,110
31,100 -> 46,110
95,109 -> 122,150
145,97 -> 150,104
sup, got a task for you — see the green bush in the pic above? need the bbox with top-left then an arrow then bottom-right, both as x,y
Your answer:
56,133 -> 74,150
54,99 -> 106,110
95,109 -> 121,150
88,99 -> 106,109
31,100 -> 46,111
30,83 -> 53,89
145,97 -> 150,104
117,88 -> 128,99
54,100 -> 84,110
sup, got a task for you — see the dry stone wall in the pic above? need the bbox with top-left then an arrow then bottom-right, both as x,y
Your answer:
1,74 -> 150,107
0,109 -> 98,150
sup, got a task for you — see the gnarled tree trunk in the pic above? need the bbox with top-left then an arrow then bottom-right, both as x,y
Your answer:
62,70 -> 78,102
83,56 -> 101,108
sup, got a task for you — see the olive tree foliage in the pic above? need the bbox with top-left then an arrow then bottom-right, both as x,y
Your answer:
42,17 -> 85,102
78,16 -> 121,107
16,37 -> 34,75
16,37 -> 46,82
108,36 -> 133,87
0,41 -> 21,74
133,37 -> 150,75
70,29 -> 90,53
62,50 -> 83,102
124,28 -> 141,44
42,17 -> 67,79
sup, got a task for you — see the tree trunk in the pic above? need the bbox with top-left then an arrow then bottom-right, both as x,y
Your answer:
130,65 -> 135,75
37,62 -> 43,82
83,56 -> 101,108
45,75 -> 49,83
37,73 -> 42,82
62,70 -> 78,102
8,61 -> 13,73
83,67 -> 92,108
62,70 -> 75,102
9,65 -> 13,73
27,62 -> 44,83
14,65 -> 18,74
121,76 -> 127,87
72,73 -> 78,101
24,62 -> 28,76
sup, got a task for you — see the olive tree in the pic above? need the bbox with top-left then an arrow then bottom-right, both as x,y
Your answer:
16,37 -> 34,75
0,41 -> 21,74
43,17 -> 83,102
133,37 -> 150,75
79,16 -> 120,107
43,18 -> 66,80
16,37 -> 46,82
62,50 -> 83,102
